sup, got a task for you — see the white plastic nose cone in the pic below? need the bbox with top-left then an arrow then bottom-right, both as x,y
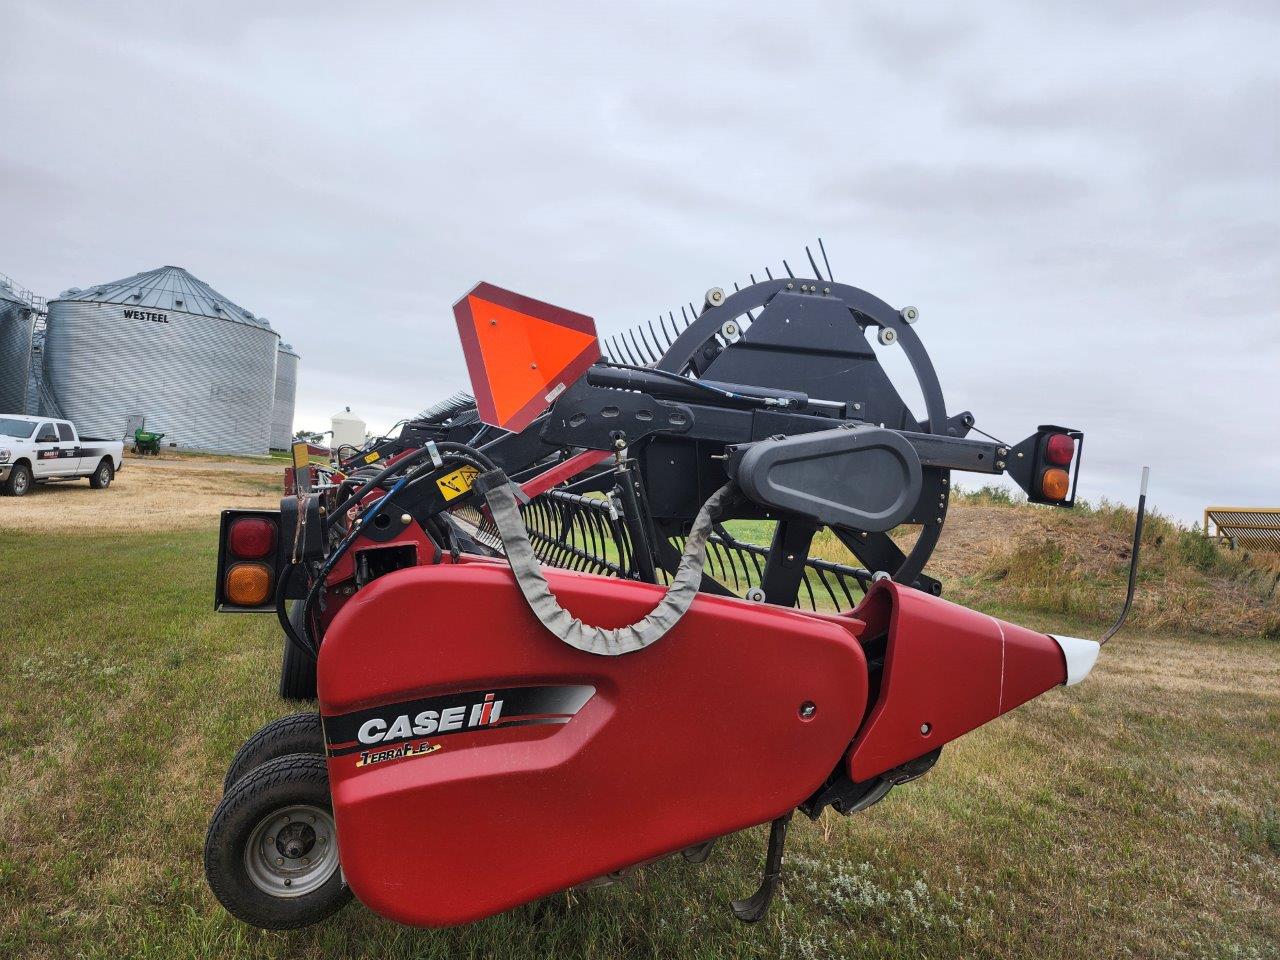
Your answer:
1050,635 -> 1101,686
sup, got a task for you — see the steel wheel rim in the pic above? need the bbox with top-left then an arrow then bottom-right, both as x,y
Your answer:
13,471 -> 28,493
98,465 -> 110,484
243,803 -> 338,898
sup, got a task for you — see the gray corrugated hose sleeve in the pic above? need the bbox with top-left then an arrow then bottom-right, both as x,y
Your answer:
479,471 -> 736,656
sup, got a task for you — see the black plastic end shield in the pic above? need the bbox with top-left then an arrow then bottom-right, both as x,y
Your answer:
728,426 -> 922,532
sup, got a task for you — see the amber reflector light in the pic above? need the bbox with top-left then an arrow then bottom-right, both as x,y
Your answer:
226,562 -> 272,606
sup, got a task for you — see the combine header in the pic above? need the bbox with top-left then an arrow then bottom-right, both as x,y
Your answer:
204,249 -> 1142,931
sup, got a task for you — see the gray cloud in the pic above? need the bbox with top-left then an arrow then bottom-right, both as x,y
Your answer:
1,0 -> 1276,525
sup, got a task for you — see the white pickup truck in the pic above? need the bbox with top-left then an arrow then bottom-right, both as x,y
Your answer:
0,415 -> 125,497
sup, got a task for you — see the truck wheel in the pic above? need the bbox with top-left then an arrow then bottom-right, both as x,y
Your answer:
204,754 -> 350,930
89,459 -> 114,489
3,462 -> 32,497
224,712 -> 325,794
280,605 -> 318,702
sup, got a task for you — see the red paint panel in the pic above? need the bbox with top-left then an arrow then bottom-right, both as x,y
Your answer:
318,563 -> 867,927
845,581 -> 1067,782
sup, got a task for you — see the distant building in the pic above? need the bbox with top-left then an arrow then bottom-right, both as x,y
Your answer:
44,266 -> 295,454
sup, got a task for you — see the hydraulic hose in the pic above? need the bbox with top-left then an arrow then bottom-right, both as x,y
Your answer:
328,441 -> 496,526
300,441 -> 498,654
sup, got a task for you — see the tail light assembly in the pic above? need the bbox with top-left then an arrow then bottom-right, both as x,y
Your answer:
216,510 -> 283,611
1007,425 -> 1083,506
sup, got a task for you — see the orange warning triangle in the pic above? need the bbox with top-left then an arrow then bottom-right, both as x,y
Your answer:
453,283 -> 600,432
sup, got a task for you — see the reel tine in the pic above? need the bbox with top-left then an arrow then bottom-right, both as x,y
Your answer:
626,327 -> 654,365
799,570 -> 818,611
805,246 -> 824,283
835,568 -> 859,609
764,267 -> 774,280
653,316 -> 673,350
662,311 -> 682,343
782,259 -> 795,278
638,322 -> 662,361
618,332 -> 642,366
818,237 -> 833,282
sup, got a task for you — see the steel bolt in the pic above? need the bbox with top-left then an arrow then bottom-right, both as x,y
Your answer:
530,362 -> 538,369
276,857 -> 285,866
489,319 -> 497,326
267,836 -> 274,845
996,461 -> 1006,470
799,701 -> 817,719
823,287 -> 830,295
786,282 -> 794,290
284,878 -> 292,887
319,837 -> 327,844
920,722 -> 931,735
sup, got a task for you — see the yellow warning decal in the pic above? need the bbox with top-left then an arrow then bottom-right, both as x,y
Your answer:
363,451 -> 381,464
436,464 -> 480,501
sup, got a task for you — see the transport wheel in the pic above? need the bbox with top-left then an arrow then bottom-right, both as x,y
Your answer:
2,462 -> 32,497
224,712 -> 325,793
204,754 -> 350,930
89,459 -> 114,489
279,604 -> 318,702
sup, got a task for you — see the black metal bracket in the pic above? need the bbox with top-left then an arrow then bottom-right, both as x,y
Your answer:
730,811 -> 793,923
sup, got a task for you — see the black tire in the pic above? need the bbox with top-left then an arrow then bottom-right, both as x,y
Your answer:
280,604 -> 318,702
2,462 -> 32,497
204,754 -> 350,930
89,458 -> 114,489
224,712 -> 325,794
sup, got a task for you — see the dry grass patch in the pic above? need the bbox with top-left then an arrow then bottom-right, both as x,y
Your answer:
0,456 -> 280,532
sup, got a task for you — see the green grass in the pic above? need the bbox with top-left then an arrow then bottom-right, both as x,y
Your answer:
1,529 -> 1278,959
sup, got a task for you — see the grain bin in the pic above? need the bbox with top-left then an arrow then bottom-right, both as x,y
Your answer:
45,266 -> 280,454
270,342 -> 301,450
0,275 -> 36,414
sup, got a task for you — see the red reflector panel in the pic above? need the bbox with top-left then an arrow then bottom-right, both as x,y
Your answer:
229,517 -> 276,559
1040,467 -> 1070,501
1045,433 -> 1075,466
226,562 -> 273,606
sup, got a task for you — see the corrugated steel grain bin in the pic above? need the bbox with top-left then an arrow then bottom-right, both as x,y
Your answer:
45,266 -> 280,454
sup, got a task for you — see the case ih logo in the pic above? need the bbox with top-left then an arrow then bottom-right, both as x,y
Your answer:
358,692 -> 504,744
122,308 -> 170,324
323,684 -> 595,758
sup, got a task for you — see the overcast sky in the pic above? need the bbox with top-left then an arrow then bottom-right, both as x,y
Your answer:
2,1 -> 1276,523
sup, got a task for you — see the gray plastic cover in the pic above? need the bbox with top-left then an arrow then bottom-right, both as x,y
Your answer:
729,425 -> 922,532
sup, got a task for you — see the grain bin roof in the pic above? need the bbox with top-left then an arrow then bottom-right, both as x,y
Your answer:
52,265 -> 275,331
280,341 -> 301,357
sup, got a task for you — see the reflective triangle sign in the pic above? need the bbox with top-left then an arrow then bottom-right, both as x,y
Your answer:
453,282 -> 600,432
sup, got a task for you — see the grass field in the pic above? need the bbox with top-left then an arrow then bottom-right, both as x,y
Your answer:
2,501 -> 1278,957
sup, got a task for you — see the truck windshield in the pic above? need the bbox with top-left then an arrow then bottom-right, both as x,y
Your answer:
0,418 -> 36,438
